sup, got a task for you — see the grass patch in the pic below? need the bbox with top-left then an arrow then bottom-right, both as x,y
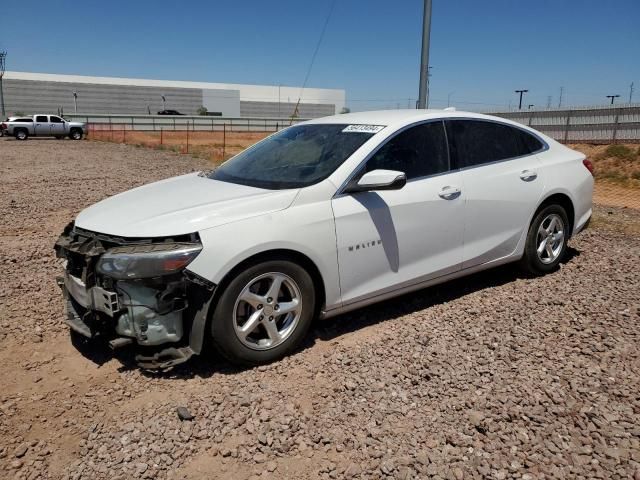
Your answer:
603,144 -> 636,160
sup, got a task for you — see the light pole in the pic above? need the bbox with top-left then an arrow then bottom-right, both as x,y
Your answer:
515,89 -> 528,110
417,0 -> 432,109
0,51 -> 6,118
528,104 -> 534,109
606,94 -> 620,105
161,95 -> 166,111
72,91 -> 78,113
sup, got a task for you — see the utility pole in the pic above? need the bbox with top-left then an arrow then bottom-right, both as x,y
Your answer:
417,0 -> 432,109
515,89 -> 528,110
629,82 -> 635,104
546,96 -> 552,109
558,86 -> 564,108
0,51 -> 6,118
72,91 -> 78,114
447,91 -> 455,107
606,94 -> 620,105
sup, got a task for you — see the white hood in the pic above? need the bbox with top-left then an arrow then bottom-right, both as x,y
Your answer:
75,172 -> 299,237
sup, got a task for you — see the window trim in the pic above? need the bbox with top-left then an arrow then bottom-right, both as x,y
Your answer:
444,117 -> 549,172
335,119 -> 452,197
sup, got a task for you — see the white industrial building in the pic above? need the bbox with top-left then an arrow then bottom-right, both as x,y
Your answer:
2,71 -> 346,118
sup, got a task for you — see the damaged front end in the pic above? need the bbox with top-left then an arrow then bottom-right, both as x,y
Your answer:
54,223 -> 216,370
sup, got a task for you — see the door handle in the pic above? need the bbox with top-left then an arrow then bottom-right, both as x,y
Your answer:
438,186 -> 461,200
520,169 -> 537,181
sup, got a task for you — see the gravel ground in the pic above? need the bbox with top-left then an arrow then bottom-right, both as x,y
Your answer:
0,137 -> 639,480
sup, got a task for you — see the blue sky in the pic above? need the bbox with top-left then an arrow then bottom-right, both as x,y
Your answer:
1,0 -> 639,111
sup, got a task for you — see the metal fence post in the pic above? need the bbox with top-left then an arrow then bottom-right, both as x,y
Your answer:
563,110 -> 572,144
612,112 -> 620,144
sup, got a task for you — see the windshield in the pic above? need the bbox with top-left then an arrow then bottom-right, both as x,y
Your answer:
208,124 -> 379,189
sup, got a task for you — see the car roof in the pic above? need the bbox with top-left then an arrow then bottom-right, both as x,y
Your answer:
305,108 -> 532,131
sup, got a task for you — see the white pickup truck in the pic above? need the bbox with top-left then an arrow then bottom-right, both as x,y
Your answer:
3,114 -> 86,140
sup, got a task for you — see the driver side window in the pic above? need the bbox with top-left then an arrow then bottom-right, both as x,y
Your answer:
365,121 -> 449,180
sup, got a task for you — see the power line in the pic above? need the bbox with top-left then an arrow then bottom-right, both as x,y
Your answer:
292,0 -> 336,119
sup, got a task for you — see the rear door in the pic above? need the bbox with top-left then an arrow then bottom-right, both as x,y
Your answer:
34,115 -> 50,136
332,120 -> 465,305
49,116 -> 66,136
446,119 -> 546,268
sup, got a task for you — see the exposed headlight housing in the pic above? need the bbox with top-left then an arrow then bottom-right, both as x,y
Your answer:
96,243 -> 202,280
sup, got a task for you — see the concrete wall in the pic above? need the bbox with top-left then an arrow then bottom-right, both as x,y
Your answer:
3,79 -> 206,115
202,89 -> 240,117
3,72 -> 345,119
240,101 -> 335,118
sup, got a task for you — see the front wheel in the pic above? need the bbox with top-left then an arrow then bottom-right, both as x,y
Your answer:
210,260 -> 316,366
520,204 -> 569,275
69,129 -> 83,140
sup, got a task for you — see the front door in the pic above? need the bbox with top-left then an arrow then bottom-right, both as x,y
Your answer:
331,120 -> 465,306
49,116 -> 66,136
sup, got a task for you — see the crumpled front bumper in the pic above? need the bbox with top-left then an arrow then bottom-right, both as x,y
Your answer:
54,224 -> 216,370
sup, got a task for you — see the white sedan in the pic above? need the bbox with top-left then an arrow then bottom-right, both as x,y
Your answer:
55,109 -> 593,368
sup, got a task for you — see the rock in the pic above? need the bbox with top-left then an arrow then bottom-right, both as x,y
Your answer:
266,461 -> 277,472
176,407 -> 194,421
14,443 -> 28,458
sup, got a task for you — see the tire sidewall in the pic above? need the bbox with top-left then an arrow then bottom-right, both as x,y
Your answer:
211,260 -> 316,365
70,129 -> 83,140
523,204 -> 569,274
15,129 -> 27,140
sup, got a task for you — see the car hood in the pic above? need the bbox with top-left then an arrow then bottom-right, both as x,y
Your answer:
75,172 -> 299,237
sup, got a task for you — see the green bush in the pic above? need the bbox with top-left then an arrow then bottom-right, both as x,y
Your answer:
604,144 -> 635,160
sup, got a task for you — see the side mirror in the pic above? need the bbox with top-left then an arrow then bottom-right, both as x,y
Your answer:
345,169 -> 407,193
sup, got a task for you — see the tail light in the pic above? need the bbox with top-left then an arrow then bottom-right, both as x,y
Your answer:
0,123 -> 6,130
582,159 -> 594,176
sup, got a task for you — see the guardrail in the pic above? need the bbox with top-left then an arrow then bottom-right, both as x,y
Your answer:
63,114 -> 310,132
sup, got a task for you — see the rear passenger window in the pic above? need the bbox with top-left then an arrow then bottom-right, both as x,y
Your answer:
36,116 -> 48,122
517,129 -> 544,154
365,121 -> 449,180
446,120 -> 539,168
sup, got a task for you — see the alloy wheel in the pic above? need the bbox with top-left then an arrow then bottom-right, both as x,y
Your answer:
536,213 -> 565,264
233,272 -> 302,350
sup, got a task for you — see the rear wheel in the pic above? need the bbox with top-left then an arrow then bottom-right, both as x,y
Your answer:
69,129 -> 83,140
15,129 -> 28,140
520,204 -> 569,275
210,260 -> 315,366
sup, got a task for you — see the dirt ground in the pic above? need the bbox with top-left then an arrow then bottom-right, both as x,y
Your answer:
0,138 -> 639,480
88,130 -> 272,162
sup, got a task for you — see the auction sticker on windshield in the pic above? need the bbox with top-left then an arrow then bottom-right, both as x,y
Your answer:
342,125 -> 385,134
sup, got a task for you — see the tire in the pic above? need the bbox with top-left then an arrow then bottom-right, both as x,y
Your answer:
15,129 -> 28,140
69,129 -> 83,140
520,204 -> 569,275
210,260 -> 316,366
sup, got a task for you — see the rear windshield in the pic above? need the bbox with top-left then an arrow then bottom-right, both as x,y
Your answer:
209,124 -> 378,189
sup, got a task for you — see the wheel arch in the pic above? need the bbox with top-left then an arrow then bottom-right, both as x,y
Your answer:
214,249 -> 327,315
534,192 -> 576,236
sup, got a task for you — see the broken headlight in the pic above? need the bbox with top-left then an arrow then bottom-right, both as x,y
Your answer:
96,243 -> 202,280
